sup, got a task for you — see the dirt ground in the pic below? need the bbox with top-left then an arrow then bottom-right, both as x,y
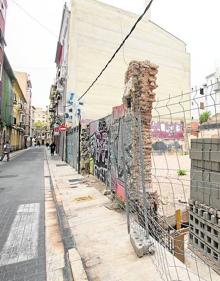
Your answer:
151,153 -> 190,218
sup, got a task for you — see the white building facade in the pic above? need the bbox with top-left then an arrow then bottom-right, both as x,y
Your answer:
66,0 -> 191,124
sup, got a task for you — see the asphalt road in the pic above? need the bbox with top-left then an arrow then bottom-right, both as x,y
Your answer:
0,147 -> 46,281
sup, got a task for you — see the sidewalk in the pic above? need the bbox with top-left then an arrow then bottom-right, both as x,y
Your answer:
46,153 -> 162,281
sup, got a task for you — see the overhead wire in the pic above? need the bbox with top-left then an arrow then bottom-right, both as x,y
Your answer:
77,0 -> 154,101
11,0 -> 57,38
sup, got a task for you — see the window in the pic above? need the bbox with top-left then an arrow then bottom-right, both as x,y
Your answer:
200,232 -> 205,239
207,247 -> 211,254
200,242 -> 204,249
200,102 -> 205,110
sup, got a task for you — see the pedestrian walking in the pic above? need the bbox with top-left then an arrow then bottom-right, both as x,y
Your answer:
50,142 -> 56,156
0,141 -> 11,162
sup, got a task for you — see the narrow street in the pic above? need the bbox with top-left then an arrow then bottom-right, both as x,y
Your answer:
0,148 -> 46,281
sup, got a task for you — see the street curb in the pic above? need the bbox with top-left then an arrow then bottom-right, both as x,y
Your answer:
45,152 -> 88,281
68,249 -> 89,281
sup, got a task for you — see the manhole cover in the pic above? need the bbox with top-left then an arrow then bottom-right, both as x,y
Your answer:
68,179 -> 82,183
0,175 -> 18,179
56,164 -> 68,167
74,195 -> 94,202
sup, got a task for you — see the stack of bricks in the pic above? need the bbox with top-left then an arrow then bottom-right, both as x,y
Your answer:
123,60 -> 158,197
189,138 -> 220,272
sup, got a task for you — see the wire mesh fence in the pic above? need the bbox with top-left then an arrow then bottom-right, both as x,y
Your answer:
65,78 -> 220,281
124,79 -> 220,281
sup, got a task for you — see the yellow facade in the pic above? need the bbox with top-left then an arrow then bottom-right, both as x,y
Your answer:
11,79 -> 26,151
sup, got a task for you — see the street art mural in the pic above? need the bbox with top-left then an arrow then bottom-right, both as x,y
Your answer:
151,121 -> 184,140
89,117 -> 111,186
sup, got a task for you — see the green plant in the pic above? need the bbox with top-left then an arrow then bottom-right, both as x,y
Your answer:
199,111 -> 211,124
177,169 -> 187,176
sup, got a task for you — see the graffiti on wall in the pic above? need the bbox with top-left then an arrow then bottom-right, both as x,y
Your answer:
109,114 -> 132,199
151,121 -> 184,140
90,117 -> 111,185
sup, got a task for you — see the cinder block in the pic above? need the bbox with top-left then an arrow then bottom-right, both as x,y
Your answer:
191,170 -> 203,181
210,151 -> 220,163
198,188 -> 204,204
203,144 -> 211,161
210,187 -> 220,210
198,160 -> 204,169
191,179 -> 198,200
190,150 -> 203,160
210,172 -> 220,184
203,193 -> 210,206
212,162 -> 220,172
204,161 -> 211,170
191,139 -> 203,150
203,212 -> 208,220
212,138 -> 220,147
203,171 -> 210,184
211,215 -> 217,224
203,138 -> 212,145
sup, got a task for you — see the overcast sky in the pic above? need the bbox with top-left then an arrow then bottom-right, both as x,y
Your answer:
5,0 -> 220,107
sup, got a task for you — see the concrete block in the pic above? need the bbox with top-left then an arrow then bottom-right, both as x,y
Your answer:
203,171 -> 210,184
210,192 -> 220,211
203,193 -> 210,206
211,215 -> 217,224
130,229 -> 154,257
203,138 -> 212,145
191,139 -> 202,150
191,170 -> 203,181
191,178 -> 198,193
203,144 -> 211,161
210,151 -> 220,163
203,212 -> 208,220
191,159 -> 198,168
212,162 -> 220,172
190,150 -> 203,160
210,172 -> 220,185
204,161 -> 211,170
197,189 -> 204,204
212,138 -> 220,148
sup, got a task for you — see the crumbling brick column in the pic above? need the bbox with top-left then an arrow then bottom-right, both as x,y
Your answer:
123,60 -> 158,195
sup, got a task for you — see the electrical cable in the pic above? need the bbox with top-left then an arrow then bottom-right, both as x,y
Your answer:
77,0 -> 154,101
11,0 -> 57,38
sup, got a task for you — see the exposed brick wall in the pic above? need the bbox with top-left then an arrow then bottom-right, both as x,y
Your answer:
123,60 -> 158,195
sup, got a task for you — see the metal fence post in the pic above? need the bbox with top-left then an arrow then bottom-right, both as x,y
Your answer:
120,118 -> 130,234
137,112 -> 149,239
